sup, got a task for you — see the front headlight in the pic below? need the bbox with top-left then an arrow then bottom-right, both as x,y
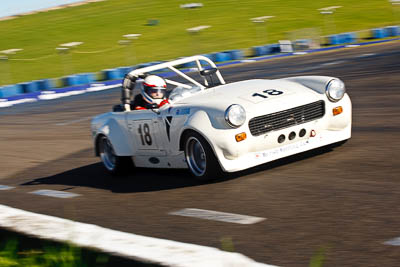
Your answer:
225,104 -> 246,128
326,79 -> 346,102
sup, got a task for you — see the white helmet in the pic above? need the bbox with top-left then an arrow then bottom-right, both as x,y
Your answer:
141,75 -> 167,105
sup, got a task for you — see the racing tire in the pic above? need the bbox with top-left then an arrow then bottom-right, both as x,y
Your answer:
98,135 -> 133,175
184,131 -> 222,181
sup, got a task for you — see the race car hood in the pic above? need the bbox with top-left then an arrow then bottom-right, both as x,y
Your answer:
173,79 -> 323,117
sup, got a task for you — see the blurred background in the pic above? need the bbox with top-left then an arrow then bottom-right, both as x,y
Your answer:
0,0 -> 399,86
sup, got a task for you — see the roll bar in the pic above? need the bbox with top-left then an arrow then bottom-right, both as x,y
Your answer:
127,55 -> 226,90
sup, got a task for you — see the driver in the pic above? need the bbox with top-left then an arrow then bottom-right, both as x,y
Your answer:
122,74 -> 169,111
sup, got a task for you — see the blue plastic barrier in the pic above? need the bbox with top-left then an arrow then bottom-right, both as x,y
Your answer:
117,67 -> 132,77
226,50 -> 243,60
328,35 -> 340,45
0,84 -> 23,98
213,52 -> 231,62
102,69 -> 121,80
37,79 -> 55,90
384,26 -> 400,37
338,34 -> 348,44
346,32 -> 357,43
372,28 -> 387,39
62,75 -> 81,87
181,61 -> 197,68
252,46 -> 267,57
77,73 -> 95,85
268,44 -> 281,54
20,81 -> 39,93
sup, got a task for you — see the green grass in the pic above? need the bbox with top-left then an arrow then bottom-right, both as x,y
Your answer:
0,0 -> 398,86
0,228 -> 160,267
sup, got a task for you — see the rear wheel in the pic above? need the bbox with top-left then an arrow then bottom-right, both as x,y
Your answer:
98,136 -> 133,175
184,132 -> 222,181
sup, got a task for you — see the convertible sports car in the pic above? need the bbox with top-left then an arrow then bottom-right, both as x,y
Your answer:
91,55 -> 351,180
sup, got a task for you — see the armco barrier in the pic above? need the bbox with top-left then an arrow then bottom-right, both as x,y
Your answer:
0,85 -> 23,98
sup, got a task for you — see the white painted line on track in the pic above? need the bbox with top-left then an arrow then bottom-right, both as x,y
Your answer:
0,185 -> 15,190
30,189 -> 80,198
384,237 -> 400,246
0,98 -> 37,108
56,116 -> 92,126
321,60 -> 346,66
357,53 -> 376,58
169,208 -> 266,225
293,52 -> 308,55
0,204 -> 276,267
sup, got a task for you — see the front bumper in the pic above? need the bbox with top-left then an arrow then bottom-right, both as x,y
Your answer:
216,124 -> 351,172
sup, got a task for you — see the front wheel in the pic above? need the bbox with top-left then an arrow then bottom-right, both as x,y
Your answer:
98,136 -> 133,175
184,132 -> 222,181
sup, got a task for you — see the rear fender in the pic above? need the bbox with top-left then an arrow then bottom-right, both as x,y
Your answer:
94,118 -> 133,156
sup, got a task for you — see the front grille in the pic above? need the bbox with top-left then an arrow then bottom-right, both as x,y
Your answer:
248,100 -> 325,136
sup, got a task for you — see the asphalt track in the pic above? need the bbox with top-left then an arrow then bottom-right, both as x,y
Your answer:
0,41 -> 400,266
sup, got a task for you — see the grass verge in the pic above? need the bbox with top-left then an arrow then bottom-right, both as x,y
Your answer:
0,228 -> 161,267
0,0 -> 399,85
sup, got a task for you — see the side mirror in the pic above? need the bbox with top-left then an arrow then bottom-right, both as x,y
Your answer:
200,68 -> 218,76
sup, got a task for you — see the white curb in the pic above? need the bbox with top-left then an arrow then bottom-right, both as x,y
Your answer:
0,204 -> 276,267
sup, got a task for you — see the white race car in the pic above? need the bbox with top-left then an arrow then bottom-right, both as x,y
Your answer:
91,55 -> 351,180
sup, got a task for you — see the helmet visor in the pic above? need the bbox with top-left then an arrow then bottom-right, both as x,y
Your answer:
145,87 -> 166,99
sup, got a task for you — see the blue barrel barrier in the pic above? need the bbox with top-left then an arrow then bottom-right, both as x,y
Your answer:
372,28 -> 387,39
102,69 -> 122,80
37,79 -> 55,90
181,61 -> 197,68
329,35 -> 340,45
266,44 -> 281,54
212,52 -> 231,62
252,46 -> 267,57
346,32 -> 357,43
20,81 -> 40,93
337,34 -> 347,44
384,26 -> 400,37
0,84 -> 23,98
117,67 -> 133,77
77,73 -> 96,85
62,75 -> 81,87
227,50 -> 243,60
